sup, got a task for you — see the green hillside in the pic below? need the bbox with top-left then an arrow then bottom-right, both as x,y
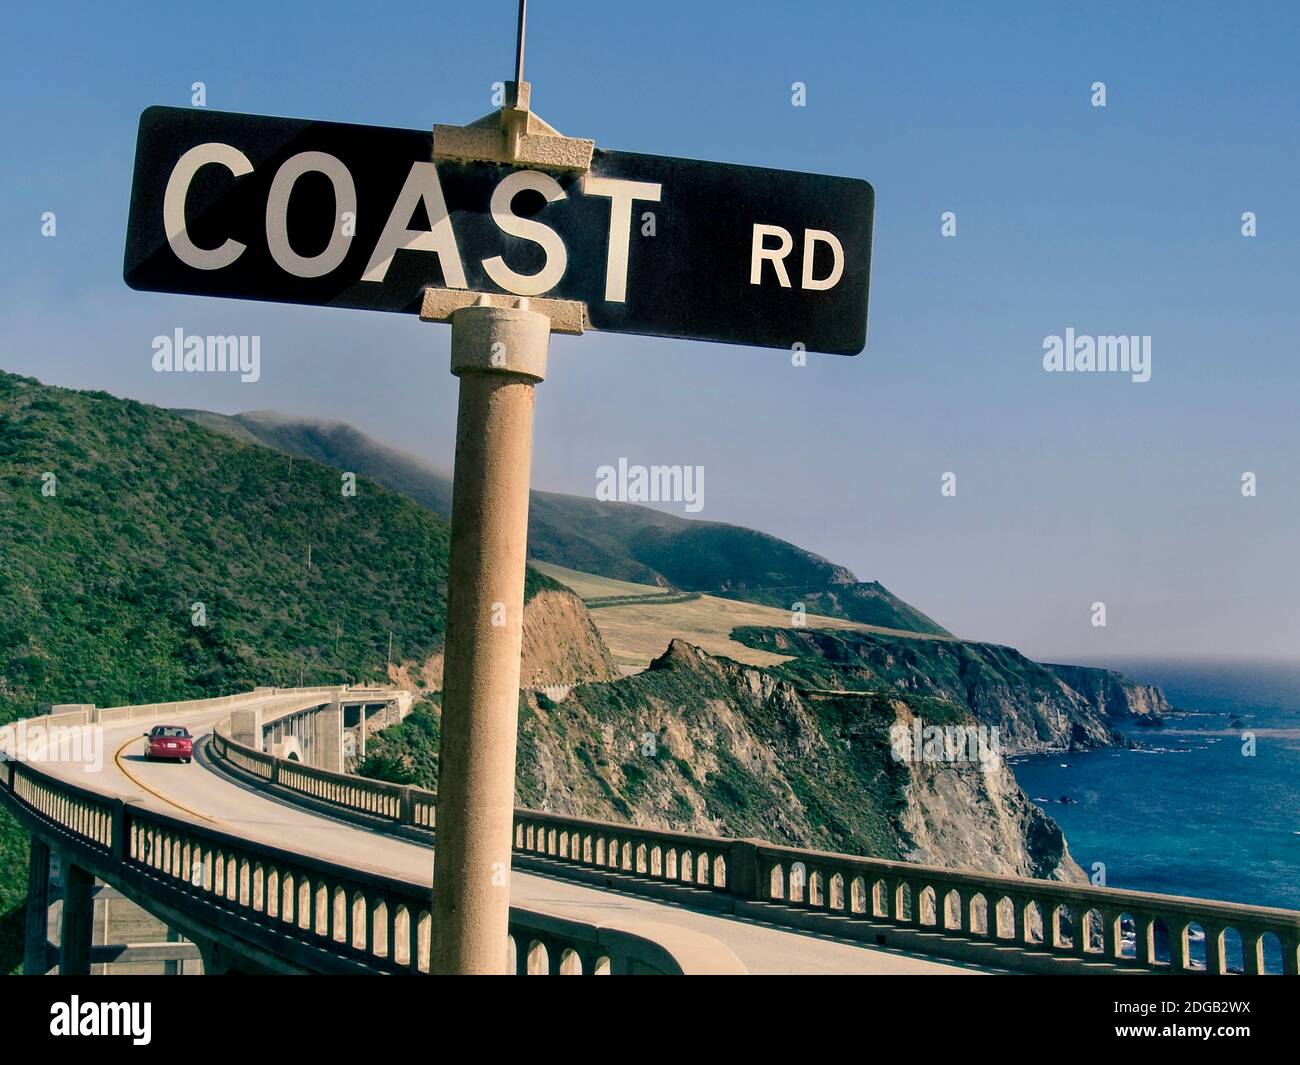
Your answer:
178,409 -> 455,516
187,410 -> 950,636
0,375 -> 457,717
0,371 -> 558,972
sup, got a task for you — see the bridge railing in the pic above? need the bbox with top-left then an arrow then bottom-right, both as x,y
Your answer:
0,753 -> 740,975
48,685 -> 400,729
744,841 -> 1300,975
211,725 -> 439,829
207,721 -> 1300,975
511,817 -> 1300,976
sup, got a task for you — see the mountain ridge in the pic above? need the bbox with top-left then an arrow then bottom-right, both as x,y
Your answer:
180,408 -> 951,637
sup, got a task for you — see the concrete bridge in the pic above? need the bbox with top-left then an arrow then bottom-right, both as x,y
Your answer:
3,688 -> 1298,976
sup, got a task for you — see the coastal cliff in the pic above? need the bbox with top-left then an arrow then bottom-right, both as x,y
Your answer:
366,638 -> 1084,881
1044,662 -> 1170,721
730,626 -> 1171,755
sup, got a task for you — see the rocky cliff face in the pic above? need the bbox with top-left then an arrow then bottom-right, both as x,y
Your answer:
388,586 -> 620,692
367,621 -> 1154,882
1044,663 -> 1170,720
367,635 -> 1082,880
891,696 -> 1081,880
731,627 -> 1170,755
508,639 -> 1082,881
519,589 -> 622,686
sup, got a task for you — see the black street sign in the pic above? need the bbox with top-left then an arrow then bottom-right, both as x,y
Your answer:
124,106 -> 873,354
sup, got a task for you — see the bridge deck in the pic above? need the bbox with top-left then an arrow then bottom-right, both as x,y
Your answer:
49,703 -> 990,975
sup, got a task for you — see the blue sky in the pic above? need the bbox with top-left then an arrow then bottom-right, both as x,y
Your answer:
2,1 -> 1298,661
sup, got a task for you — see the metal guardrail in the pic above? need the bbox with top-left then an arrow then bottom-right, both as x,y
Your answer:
207,721 -> 1300,975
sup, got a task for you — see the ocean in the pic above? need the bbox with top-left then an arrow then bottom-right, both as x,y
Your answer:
1010,658 -> 1300,971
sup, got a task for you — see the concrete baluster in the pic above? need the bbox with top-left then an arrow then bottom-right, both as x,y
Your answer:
1099,908 -> 1120,959
1136,913 -> 1157,967
1175,922 -> 1196,971
1241,927 -> 1264,975
1072,909 -> 1091,955
887,879 -> 903,923
1203,924 -> 1224,974
1006,896 -> 1023,943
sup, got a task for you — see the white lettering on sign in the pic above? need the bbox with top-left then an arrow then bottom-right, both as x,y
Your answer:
750,224 -> 794,287
481,170 -> 568,296
362,162 -> 466,287
266,151 -> 357,278
160,144 -> 847,304
164,142 -> 254,269
750,224 -> 844,291
801,229 -> 844,291
580,175 -> 662,302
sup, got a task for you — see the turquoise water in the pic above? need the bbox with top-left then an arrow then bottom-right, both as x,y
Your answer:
1012,659 -> 1300,913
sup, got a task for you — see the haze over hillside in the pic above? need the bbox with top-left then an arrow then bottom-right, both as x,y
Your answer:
181,409 -> 950,637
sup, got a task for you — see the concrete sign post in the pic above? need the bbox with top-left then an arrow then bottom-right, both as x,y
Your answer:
422,59 -> 592,970
121,3 -> 873,975
430,300 -> 552,973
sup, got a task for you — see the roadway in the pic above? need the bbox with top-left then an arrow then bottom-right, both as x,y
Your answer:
37,702 -> 992,975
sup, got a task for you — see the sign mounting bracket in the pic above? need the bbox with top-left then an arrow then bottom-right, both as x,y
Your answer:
426,0 -> 590,329
418,288 -> 585,334
424,71 -> 592,329
431,80 -> 594,172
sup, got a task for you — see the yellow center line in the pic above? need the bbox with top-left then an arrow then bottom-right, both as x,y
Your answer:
113,733 -> 219,824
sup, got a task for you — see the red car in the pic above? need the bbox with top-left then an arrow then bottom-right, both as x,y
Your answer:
143,725 -> 193,763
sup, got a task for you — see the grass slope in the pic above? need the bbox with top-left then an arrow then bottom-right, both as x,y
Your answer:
528,560 -> 670,600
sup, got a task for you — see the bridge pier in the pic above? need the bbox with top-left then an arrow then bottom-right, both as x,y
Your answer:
195,938 -> 230,975
23,838 -> 51,975
320,695 -> 343,771
230,706 -> 263,750
58,861 -> 95,976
